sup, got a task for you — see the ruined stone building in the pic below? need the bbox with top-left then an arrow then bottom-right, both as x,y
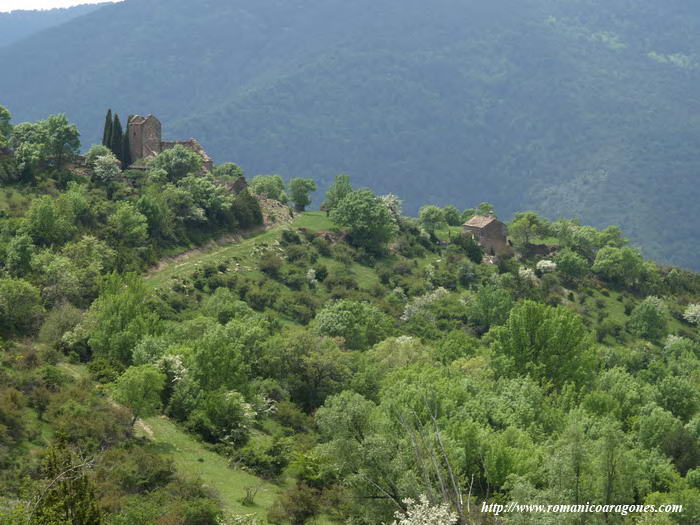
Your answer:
463,215 -> 513,257
128,115 -> 213,171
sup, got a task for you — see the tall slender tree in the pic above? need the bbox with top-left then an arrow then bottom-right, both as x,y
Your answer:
102,109 -> 113,147
121,129 -> 131,168
110,114 -> 123,161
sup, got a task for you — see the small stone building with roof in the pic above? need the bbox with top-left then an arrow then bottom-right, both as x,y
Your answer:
128,115 -> 213,171
463,215 -> 513,257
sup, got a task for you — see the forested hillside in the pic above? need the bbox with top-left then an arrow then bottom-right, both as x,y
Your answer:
0,3 -> 106,48
1,107 -> 700,524
0,0 -> 698,269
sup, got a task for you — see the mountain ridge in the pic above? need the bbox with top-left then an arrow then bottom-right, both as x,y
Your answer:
1,0 -> 699,268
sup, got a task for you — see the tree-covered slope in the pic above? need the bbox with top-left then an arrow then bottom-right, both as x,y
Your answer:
0,0 -> 699,268
1,107 -> 700,522
0,3 -> 106,48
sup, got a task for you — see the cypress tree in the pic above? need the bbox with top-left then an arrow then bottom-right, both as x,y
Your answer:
121,128 -> 131,168
111,114 -> 123,161
102,109 -> 113,147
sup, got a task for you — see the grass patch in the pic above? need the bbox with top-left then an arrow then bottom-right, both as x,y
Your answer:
137,416 -> 284,521
291,211 -> 335,231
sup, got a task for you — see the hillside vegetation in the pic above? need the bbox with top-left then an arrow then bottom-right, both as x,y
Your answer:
0,0 -> 699,269
0,3 -> 106,48
0,108 -> 700,524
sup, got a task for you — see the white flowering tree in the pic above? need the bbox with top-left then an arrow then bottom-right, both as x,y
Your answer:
389,495 -> 458,525
536,259 -> 557,273
92,153 -> 121,184
400,287 -> 449,322
683,304 -> 700,325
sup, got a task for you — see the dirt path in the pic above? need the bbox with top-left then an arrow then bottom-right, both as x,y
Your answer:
144,229 -> 261,278
144,197 -> 293,279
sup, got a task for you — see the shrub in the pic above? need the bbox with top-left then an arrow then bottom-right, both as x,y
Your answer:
313,299 -> 392,350
629,296 -> 669,341
188,390 -> 255,446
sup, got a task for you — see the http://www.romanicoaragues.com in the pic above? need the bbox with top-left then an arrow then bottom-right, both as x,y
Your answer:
481,502 -> 683,517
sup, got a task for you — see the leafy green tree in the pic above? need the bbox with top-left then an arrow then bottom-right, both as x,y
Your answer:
509,211 -> 548,247
177,174 -> 234,224
0,105 -> 11,149
44,114 -> 80,170
594,421 -> 639,507
107,202 -> 148,247
289,177 -> 317,211
189,389 -> 254,446
468,284 -> 513,332
11,121 -> 48,177
148,144 -> 202,182
418,205 -> 446,234
476,202 -> 496,217
212,162 -> 244,179
5,233 -> 35,277
30,250 -> 82,307
554,248 -> 589,282
84,144 -> 111,168
62,235 -> 116,302
330,188 -> 398,251
657,376 -> 699,423
461,208 -> 476,223
113,365 -> 166,427
82,273 -> 159,364
31,444 -> 102,525
593,246 -> 644,287
190,321 -> 252,392
629,296 -> 669,341
313,299 -> 392,350
102,109 -> 113,147
24,195 -> 77,246
492,300 -> 593,390
249,174 -> 287,202
263,330 -> 352,411
137,186 -> 177,241
442,205 -> 462,226
322,173 -> 353,213
0,278 -> 44,335
232,188 -> 264,228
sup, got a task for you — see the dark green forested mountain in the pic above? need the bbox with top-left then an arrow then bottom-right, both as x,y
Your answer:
0,3 -> 106,48
0,0 -> 699,269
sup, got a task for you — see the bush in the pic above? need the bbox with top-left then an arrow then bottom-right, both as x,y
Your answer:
0,278 -> 44,336
629,296 -> 669,341
38,302 -> 83,348
183,498 -> 223,525
281,229 -> 302,245
313,299 -> 392,350
268,484 -> 321,525
188,390 -> 254,446
312,236 -> 331,256
313,264 -> 328,282
235,438 -> 290,479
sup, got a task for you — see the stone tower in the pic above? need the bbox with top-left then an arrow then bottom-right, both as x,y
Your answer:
128,115 -> 162,163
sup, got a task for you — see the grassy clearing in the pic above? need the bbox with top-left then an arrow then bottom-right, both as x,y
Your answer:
434,225 -> 462,242
291,211 -> 334,231
137,416 -> 284,521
